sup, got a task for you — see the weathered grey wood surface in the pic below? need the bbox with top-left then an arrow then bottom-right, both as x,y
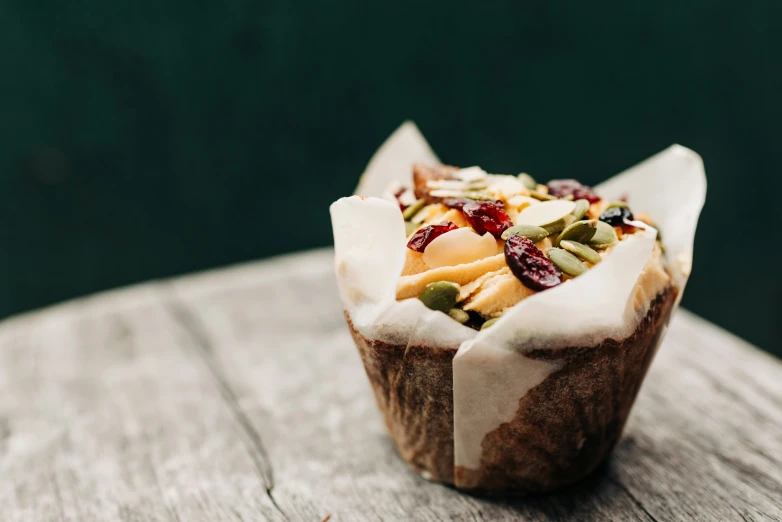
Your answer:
0,248 -> 780,522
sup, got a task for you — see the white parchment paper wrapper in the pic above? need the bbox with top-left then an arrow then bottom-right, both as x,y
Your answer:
331,121 -> 706,484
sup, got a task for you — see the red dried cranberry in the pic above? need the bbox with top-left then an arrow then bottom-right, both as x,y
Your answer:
406,221 -> 459,252
547,179 -> 601,204
599,206 -> 634,226
441,198 -> 470,210
462,201 -> 512,239
504,236 -> 562,291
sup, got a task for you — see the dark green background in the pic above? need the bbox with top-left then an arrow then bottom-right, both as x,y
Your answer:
1,2 -> 780,355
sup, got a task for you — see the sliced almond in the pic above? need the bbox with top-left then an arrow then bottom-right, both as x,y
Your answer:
455,166 -> 488,182
427,179 -> 471,190
423,228 -> 499,269
515,200 -> 576,227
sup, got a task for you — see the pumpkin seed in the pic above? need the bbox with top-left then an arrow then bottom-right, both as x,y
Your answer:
571,199 -> 590,221
481,317 -> 499,330
516,200 -> 577,227
448,308 -> 470,324
528,191 -> 558,201
418,282 -> 460,313
501,224 -> 549,242
405,221 -> 420,237
607,200 -> 629,209
517,173 -> 538,190
543,219 -> 567,235
588,220 -> 619,247
402,199 -> 426,220
555,220 -> 597,246
547,247 -> 588,276
560,240 -> 602,264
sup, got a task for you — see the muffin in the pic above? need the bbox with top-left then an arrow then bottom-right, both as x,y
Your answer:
331,122 -> 705,492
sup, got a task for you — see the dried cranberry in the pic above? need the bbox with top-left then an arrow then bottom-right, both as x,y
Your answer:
547,179 -> 601,204
599,206 -> 634,226
504,236 -> 562,291
462,201 -> 512,239
441,198 -> 470,210
406,221 -> 459,252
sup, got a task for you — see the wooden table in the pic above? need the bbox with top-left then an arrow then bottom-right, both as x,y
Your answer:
1,249 -> 780,522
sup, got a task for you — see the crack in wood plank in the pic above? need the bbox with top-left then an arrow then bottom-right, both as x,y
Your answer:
606,476 -> 658,522
48,471 -> 66,522
163,295 -> 289,521
0,416 -> 10,455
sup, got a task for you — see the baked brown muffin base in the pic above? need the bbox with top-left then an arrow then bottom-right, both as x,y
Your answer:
346,285 -> 677,492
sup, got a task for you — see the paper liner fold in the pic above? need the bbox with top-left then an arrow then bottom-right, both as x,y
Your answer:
331,122 -> 706,491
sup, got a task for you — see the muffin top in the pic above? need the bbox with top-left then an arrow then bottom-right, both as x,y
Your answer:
388,164 -> 670,330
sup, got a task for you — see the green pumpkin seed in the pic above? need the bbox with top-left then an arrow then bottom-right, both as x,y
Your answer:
405,221 -> 420,237
518,173 -> 538,190
448,308 -> 470,324
463,191 -> 495,201
402,199 -> 426,220
555,220 -> 597,247
547,247 -> 588,276
501,224 -> 549,242
588,221 -> 618,247
607,201 -> 629,209
571,199 -> 590,221
560,240 -> 602,264
481,317 -> 499,330
528,191 -> 558,202
543,218 -> 567,235
418,282 -> 460,313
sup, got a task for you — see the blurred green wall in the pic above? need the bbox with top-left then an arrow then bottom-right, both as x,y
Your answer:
1,1 -> 780,354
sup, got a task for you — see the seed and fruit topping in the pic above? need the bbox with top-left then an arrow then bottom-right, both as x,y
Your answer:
515,200 -> 577,227
504,235 -> 562,291
599,205 -> 634,226
407,222 -> 459,252
501,224 -> 549,242
462,201 -> 512,239
560,240 -> 602,264
441,197 -> 470,210
418,282 -> 460,313
555,220 -> 598,247
546,247 -> 588,277
546,179 -> 601,204
402,198 -> 426,220
390,164 -> 665,328
571,199 -> 591,221
588,220 -> 619,247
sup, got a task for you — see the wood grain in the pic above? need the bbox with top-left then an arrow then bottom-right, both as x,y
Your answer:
0,248 -> 780,521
